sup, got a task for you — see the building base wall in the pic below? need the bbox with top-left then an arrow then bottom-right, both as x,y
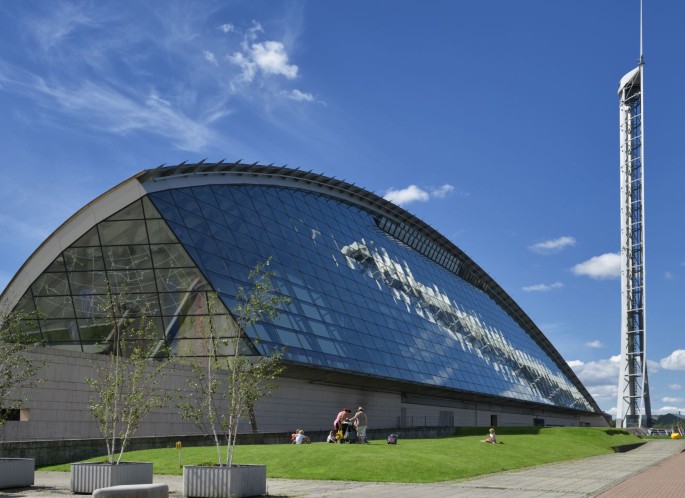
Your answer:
1,349 -> 608,447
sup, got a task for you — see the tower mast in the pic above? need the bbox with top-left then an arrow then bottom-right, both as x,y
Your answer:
616,0 -> 652,428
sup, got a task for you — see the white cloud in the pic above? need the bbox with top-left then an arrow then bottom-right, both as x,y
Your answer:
568,356 -> 621,410
529,236 -> 576,254
384,185 -> 430,206
230,40 -> 298,82
568,355 -> 620,385
586,340 -> 604,349
29,78 -> 217,151
572,253 -> 621,280
287,89 -> 314,102
252,41 -> 298,78
383,183 -> 456,206
431,184 -> 455,198
663,397 -> 683,403
660,350 -> 685,370
670,384 -> 683,390
31,3 -> 98,51
203,50 -> 218,66
521,282 -> 563,292
219,23 -> 235,33
655,406 -> 685,415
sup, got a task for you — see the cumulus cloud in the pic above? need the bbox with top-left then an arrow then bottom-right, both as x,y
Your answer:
572,253 -> 620,280
384,185 -> 429,205
568,355 -> 620,384
521,282 -> 563,292
431,184 -> 455,198
662,397 -> 683,403
229,40 -> 298,83
567,355 -> 620,408
660,349 -> 685,370
586,340 -> 604,349
383,184 -> 456,206
529,236 -> 576,254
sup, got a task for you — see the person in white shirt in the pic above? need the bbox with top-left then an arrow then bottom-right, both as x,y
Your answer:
349,406 -> 368,443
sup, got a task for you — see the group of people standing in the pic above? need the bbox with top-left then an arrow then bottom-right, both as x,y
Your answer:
330,406 -> 368,443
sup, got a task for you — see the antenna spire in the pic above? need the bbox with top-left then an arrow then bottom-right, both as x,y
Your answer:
639,0 -> 644,65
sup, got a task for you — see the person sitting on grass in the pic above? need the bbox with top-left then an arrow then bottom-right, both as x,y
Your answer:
294,429 -> 311,444
327,430 -> 337,443
291,429 -> 302,444
482,428 -> 497,443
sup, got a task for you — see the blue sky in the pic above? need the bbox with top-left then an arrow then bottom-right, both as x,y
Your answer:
1,0 -> 684,418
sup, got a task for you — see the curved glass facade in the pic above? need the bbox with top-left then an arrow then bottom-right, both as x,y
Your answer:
12,179 -> 594,412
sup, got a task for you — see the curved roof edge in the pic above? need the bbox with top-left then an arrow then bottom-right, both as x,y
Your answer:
0,161 -> 603,414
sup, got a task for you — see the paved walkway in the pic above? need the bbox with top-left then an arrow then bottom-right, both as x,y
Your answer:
1,439 -> 683,497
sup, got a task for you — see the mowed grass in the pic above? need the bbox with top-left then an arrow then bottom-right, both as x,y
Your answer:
40,427 -> 642,483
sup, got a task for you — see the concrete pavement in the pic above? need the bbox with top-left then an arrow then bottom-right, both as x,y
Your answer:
1,439 -> 683,497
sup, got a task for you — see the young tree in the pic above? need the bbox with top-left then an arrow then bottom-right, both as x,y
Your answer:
0,308 -> 43,435
86,290 -> 172,464
180,259 -> 289,467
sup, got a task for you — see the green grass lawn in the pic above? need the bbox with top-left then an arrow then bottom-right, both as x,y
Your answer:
40,427 -> 643,483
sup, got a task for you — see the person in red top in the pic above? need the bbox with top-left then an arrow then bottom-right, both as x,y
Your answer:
333,408 -> 352,431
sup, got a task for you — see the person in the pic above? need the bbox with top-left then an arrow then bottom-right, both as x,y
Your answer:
291,429 -> 302,444
349,406 -> 368,443
483,428 -> 496,443
333,408 -> 352,432
294,429 -> 310,444
327,430 -> 336,443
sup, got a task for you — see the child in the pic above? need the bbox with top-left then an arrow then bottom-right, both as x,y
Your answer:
483,428 -> 497,443
327,430 -> 336,443
295,429 -> 310,444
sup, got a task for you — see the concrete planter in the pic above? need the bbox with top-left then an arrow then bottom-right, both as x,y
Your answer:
183,464 -> 266,498
0,458 -> 35,489
70,461 -> 153,494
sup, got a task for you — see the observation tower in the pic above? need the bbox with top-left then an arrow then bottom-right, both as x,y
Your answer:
616,1 -> 652,428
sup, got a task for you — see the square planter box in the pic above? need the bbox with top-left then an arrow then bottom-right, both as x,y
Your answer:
0,458 -> 35,489
183,464 -> 266,498
71,461 -> 153,494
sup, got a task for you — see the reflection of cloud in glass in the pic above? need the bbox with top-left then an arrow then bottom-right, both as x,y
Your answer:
341,239 -> 590,410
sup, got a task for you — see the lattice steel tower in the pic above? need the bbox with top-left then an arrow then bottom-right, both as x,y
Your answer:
616,1 -> 652,429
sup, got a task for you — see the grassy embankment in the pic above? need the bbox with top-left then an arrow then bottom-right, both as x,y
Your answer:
40,427 -> 643,483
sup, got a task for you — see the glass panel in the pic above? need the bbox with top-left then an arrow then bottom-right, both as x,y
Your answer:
64,247 -> 105,271
40,318 -> 81,343
45,255 -> 66,273
108,269 -> 157,294
103,245 -> 152,270
156,267 -> 211,292
98,220 -> 149,245
35,296 -> 75,319
108,200 -> 144,220
72,227 -> 100,247
68,271 -> 108,295
151,244 -> 195,268
73,293 -> 109,319
142,196 -> 162,219
32,273 -> 69,296
147,219 -> 177,244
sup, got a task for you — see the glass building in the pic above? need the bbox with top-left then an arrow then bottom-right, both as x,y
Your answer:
1,163 -> 604,438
